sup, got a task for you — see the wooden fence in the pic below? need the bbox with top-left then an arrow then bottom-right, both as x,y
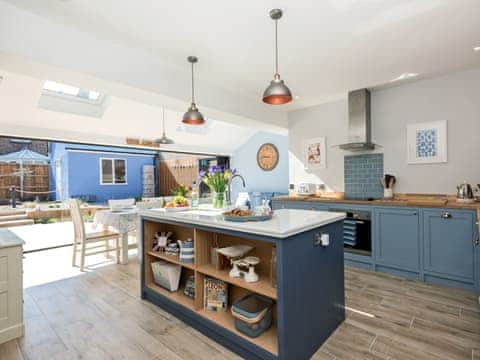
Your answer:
0,163 -> 50,201
158,157 -> 199,196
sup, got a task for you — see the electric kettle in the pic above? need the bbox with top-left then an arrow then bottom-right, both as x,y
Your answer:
456,182 -> 474,203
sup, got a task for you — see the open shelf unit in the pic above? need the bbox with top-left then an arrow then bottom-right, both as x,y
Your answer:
143,220 -> 279,356
148,250 -> 195,270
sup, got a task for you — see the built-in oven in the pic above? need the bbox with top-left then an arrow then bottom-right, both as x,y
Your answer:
329,208 -> 372,256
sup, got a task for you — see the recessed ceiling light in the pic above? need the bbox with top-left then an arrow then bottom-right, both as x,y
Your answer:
473,46 -> 480,52
390,73 -> 418,82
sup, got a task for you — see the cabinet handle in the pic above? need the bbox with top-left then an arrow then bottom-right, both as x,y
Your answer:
441,212 -> 452,219
475,237 -> 480,246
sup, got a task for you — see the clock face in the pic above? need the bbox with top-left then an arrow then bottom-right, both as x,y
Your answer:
257,143 -> 279,171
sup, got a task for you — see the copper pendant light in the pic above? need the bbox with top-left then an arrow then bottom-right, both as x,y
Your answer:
182,56 -> 205,125
155,108 -> 174,144
262,9 -> 292,105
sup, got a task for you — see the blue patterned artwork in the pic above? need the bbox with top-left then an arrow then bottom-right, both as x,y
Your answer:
416,128 -> 437,158
407,120 -> 447,164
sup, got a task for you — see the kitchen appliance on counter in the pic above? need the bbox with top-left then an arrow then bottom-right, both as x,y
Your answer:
296,183 -> 317,196
329,208 -> 371,256
456,182 -> 475,203
381,174 -> 396,200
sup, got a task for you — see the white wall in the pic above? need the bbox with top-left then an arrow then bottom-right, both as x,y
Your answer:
288,67 -> 480,194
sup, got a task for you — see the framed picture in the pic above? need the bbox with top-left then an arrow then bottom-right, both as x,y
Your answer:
407,120 -> 447,164
303,137 -> 326,169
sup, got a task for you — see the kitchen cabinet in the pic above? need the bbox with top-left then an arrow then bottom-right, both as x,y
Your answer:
271,199 -> 479,292
375,207 -> 420,271
0,230 -> 24,344
423,209 -> 476,282
140,209 -> 346,359
272,201 -> 308,210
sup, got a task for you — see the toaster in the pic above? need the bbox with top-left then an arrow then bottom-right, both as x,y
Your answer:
296,183 -> 317,196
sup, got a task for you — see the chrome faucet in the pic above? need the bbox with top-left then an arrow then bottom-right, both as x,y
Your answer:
226,174 -> 246,205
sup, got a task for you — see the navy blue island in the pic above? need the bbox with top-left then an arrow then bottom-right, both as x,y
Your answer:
139,208 -> 346,360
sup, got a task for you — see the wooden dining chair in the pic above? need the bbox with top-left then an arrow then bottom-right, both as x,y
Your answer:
69,198 -> 120,271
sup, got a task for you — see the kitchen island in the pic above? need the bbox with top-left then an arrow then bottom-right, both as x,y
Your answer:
139,208 -> 346,360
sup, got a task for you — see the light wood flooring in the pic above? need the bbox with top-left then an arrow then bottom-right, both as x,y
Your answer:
0,246 -> 479,360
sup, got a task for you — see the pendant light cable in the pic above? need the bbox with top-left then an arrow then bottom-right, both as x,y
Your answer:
162,108 -> 166,136
191,61 -> 195,103
274,18 -> 279,76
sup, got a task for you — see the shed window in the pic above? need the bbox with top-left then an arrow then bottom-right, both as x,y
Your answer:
100,158 -> 127,184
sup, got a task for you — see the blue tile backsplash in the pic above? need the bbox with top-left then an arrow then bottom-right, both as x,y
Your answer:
344,154 -> 384,199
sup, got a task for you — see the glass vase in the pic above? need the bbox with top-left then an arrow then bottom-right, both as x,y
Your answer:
212,191 -> 225,209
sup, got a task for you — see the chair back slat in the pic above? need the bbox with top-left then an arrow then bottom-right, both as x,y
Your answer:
69,198 -> 86,241
108,198 -> 135,209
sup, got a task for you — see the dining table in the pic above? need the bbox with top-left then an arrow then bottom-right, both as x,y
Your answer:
93,208 -> 139,264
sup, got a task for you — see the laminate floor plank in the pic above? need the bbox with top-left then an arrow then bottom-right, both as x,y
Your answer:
9,246 -> 479,360
370,335 -> 441,360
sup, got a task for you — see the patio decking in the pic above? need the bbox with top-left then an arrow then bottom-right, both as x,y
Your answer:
7,222 -> 75,252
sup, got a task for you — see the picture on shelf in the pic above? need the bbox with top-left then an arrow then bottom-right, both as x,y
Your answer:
204,277 -> 228,312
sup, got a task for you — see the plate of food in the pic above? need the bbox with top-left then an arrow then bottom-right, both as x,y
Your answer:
164,196 -> 190,212
222,208 -> 273,222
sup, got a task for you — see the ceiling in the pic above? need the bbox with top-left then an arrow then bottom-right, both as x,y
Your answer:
2,0 -> 480,113
0,70 -> 260,154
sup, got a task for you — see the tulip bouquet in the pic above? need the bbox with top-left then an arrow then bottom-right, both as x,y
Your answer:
199,166 -> 234,208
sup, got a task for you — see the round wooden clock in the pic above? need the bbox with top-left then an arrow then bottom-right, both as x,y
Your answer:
257,143 -> 279,171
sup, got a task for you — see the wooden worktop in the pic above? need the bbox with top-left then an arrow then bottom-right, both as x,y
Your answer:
272,194 -> 480,211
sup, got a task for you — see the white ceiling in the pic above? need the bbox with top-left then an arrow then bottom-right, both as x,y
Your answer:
2,0 -> 480,116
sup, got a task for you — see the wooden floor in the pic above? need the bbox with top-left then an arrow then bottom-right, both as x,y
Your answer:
0,247 -> 479,360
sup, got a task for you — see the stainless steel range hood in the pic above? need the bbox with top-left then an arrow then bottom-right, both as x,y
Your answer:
339,89 -> 376,151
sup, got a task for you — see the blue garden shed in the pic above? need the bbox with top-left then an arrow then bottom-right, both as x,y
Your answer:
49,143 -> 158,203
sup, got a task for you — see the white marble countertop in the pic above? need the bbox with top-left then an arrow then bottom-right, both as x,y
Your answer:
0,229 -> 25,249
140,208 -> 345,238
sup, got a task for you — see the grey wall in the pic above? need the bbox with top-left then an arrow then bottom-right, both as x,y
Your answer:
288,67 -> 480,194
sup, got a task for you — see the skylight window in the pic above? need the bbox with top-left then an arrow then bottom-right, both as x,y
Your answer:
38,80 -> 107,117
42,81 -> 103,104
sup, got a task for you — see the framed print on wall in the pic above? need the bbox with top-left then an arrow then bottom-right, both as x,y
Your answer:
407,120 -> 447,164
303,137 -> 326,169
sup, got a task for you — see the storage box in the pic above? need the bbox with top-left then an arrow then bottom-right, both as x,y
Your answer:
231,294 -> 273,338
151,261 -> 181,291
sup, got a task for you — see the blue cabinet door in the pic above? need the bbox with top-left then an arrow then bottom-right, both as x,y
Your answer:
423,209 -> 476,281
272,201 -> 308,210
476,225 -> 480,291
375,207 -> 420,271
